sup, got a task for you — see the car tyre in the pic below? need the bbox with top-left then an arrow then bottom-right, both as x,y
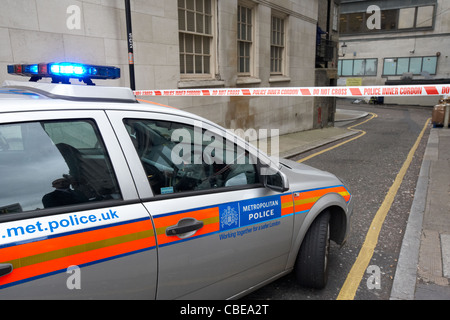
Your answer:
295,210 -> 331,289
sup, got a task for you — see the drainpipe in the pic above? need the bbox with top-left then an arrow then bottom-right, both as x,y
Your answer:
326,0 -> 331,40
125,0 -> 135,90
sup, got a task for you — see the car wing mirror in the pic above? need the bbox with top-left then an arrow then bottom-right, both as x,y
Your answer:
263,169 -> 289,193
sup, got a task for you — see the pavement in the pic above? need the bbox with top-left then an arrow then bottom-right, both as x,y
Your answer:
390,126 -> 450,300
272,106 -> 450,300
264,109 -> 367,159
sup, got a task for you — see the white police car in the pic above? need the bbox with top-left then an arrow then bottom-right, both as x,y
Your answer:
0,63 -> 352,299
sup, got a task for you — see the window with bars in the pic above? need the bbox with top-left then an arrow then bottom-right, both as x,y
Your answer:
178,0 -> 212,75
237,5 -> 252,74
270,15 -> 284,74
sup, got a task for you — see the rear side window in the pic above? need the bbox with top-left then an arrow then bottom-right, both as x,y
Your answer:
0,120 -> 121,214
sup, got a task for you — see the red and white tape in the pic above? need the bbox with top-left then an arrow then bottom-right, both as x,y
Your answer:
134,84 -> 450,97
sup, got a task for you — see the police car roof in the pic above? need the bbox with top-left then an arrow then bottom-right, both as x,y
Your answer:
2,80 -> 136,103
0,80 -> 207,123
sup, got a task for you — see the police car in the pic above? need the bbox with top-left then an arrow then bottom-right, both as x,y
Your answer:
0,62 -> 352,299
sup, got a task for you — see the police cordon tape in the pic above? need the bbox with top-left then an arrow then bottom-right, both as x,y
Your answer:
134,84 -> 450,97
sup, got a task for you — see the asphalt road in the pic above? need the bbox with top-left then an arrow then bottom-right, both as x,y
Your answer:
246,103 -> 432,300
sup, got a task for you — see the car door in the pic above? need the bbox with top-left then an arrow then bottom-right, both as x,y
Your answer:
107,110 -> 294,299
0,110 -> 157,299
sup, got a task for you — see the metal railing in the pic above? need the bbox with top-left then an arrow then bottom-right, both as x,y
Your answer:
316,39 -> 337,64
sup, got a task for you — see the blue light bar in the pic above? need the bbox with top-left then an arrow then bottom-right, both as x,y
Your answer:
7,62 -> 120,85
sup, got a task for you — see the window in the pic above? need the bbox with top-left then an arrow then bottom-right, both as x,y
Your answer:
380,9 -> 398,31
416,6 -> 434,27
409,57 -> 423,74
383,59 -> 395,75
340,5 -> 435,35
0,120 -> 121,214
341,60 -> 353,76
338,59 -> 378,76
237,5 -> 252,74
353,60 -> 365,75
178,0 -> 212,75
345,12 -> 365,34
383,56 -> 438,76
123,119 -> 259,196
422,56 -> 438,74
397,58 -> 409,74
364,59 -> 378,76
398,7 -> 415,29
399,5 -> 434,29
270,15 -> 285,74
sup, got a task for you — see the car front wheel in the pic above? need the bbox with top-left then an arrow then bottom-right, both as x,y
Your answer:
295,210 -> 331,289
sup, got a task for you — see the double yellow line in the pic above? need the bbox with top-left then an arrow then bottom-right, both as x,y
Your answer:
297,112 -> 378,163
337,117 -> 430,300
297,112 -> 431,300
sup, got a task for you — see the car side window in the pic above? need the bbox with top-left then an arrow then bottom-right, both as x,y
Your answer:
0,120 -> 121,214
123,119 -> 259,195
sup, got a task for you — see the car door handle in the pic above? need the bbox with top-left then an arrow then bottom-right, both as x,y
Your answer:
166,218 -> 204,236
0,264 -> 13,277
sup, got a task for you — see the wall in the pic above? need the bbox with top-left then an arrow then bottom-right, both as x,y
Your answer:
339,0 -> 450,87
0,0 -> 320,134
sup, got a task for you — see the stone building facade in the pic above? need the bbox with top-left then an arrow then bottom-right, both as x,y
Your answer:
1,0 -> 339,133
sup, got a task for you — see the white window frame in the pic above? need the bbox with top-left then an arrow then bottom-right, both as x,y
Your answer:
269,11 -> 289,80
178,0 -> 217,80
237,4 -> 254,76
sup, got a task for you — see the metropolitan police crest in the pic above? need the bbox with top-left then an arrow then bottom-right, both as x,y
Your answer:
220,205 -> 238,229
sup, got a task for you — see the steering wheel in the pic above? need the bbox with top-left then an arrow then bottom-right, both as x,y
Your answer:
173,146 -> 214,191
